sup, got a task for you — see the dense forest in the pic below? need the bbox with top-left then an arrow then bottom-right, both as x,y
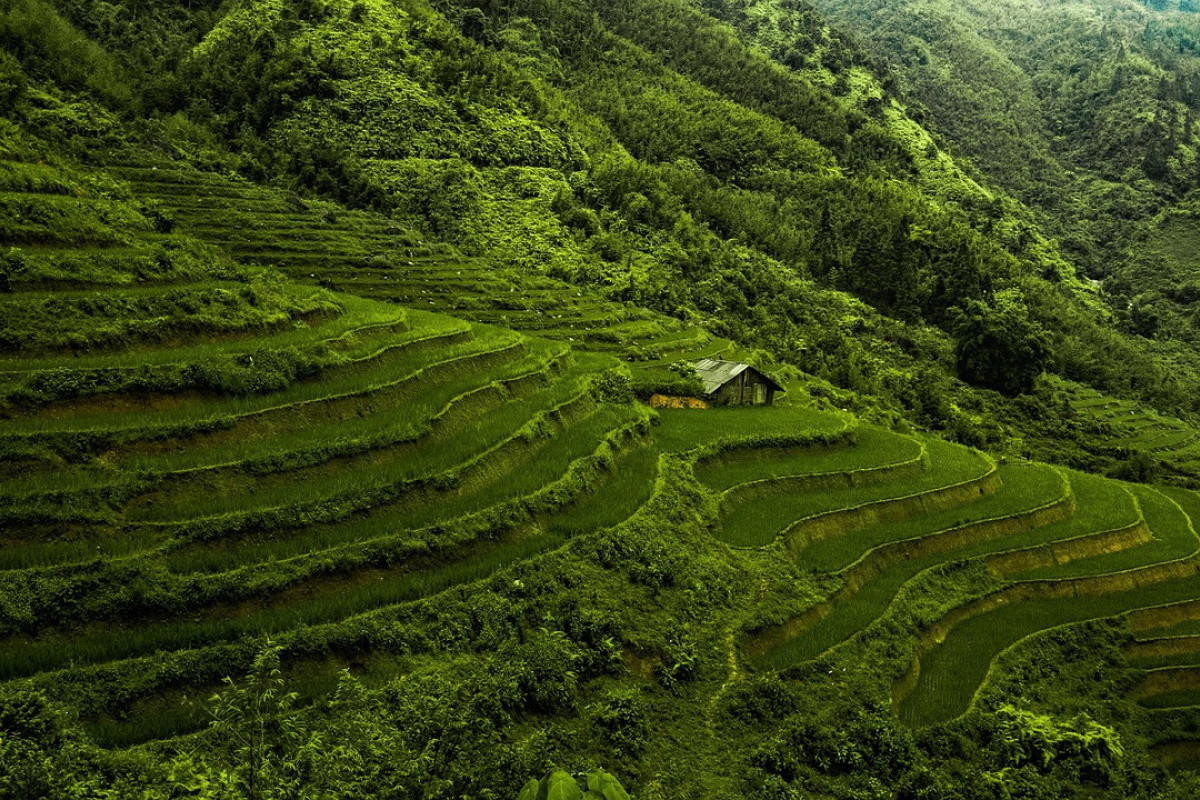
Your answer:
805,0 -> 1200,352
11,0 -> 1200,797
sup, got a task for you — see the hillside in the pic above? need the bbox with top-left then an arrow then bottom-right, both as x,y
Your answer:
9,0 -> 1200,798
804,0 -> 1200,349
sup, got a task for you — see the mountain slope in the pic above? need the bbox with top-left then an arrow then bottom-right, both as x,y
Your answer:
12,0 -> 1200,798
58,0 -> 1200,458
806,0 -> 1200,332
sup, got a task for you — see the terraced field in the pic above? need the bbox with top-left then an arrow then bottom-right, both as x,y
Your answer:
9,150 -> 863,752
1058,378 -> 1200,483
678,411 -> 1200,740
99,160 -> 725,367
0,153 -> 675,743
16,147 -> 1200,769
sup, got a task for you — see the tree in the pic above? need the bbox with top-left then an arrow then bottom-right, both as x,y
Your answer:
206,640 -> 299,800
952,290 -> 1051,396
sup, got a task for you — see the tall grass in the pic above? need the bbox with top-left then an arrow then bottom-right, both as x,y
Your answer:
0,529 -> 161,571
548,444 -> 658,535
697,424 -> 920,491
122,331 -> 535,473
652,404 -> 846,454
163,404 -> 643,573
1012,485 -> 1197,580
756,462 -> 1073,668
0,465 -> 641,681
1,330 -> 528,508
897,484 -> 1200,727
2,309 -> 464,437
0,292 -> 396,375
718,436 -> 990,548
136,364 -> 596,522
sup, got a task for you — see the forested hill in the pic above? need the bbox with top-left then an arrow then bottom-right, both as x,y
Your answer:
806,0 -> 1200,350
16,0 -> 1200,475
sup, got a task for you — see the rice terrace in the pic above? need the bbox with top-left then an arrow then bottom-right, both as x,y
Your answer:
13,0 -> 1200,797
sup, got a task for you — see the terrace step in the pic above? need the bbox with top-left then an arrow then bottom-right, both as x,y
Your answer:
715,435 -> 995,551
0,402 -> 651,676
1129,666 -> 1200,709
894,484 -> 1200,728
119,341 -> 553,519
1,302 -> 452,426
752,462 -> 1076,668
128,360 -> 606,534
1,331 -> 541,517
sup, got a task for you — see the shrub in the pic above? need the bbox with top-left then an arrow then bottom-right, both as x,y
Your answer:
592,689 -> 649,757
0,247 -> 26,291
517,768 -> 630,800
592,367 -> 634,404
500,629 -> 581,714
0,47 -> 25,107
952,291 -> 1050,396
138,201 -> 175,234
987,705 -> 1124,786
184,347 -> 322,396
631,362 -> 705,400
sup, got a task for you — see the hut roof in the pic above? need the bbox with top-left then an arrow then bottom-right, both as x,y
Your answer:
692,358 -> 783,395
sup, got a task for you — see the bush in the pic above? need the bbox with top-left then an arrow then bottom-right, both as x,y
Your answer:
517,768 -> 630,800
0,247 -> 26,292
631,362 -> 705,400
952,291 -> 1051,396
592,689 -> 649,757
592,367 -> 634,404
0,0 -> 132,108
184,347 -> 321,396
138,201 -> 176,234
0,47 -> 25,107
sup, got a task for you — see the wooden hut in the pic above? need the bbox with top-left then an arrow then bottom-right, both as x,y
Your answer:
693,358 -> 782,406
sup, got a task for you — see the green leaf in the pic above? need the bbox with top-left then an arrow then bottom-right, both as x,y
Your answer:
586,770 -> 630,800
517,778 -> 541,800
547,770 -> 583,800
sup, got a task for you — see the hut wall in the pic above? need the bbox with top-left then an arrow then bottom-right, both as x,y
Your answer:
711,371 -> 775,406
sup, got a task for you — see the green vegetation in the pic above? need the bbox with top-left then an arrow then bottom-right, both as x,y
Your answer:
716,433 -> 991,548
13,0 -> 1200,798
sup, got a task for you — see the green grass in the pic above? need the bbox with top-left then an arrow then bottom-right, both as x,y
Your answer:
161,402 -> 644,573
0,527 -> 160,571
697,424 -> 922,492
120,330 -> 534,474
0,280 -> 334,355
1137,619 -> 1200,639
1,311 -> 462,441
1126,638 -> 1200,669
132,358 -> 599,523
810,462 -> 1071,572
0,337 -> 526,504
754,462 -> 1072,668
896,484 -> 1200,728
0,346 -> 558,566
651,404 -> 847,454
0,293 -> 400,377
0,410 -> 647,679
1137,688 -> 1200,710
0,191 -> 148,246
112,162 -> 705,368
717,436 -> 990,548
1010,485 -> 1198,580
547,444 -> 659,535
0,321 -> 495,498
